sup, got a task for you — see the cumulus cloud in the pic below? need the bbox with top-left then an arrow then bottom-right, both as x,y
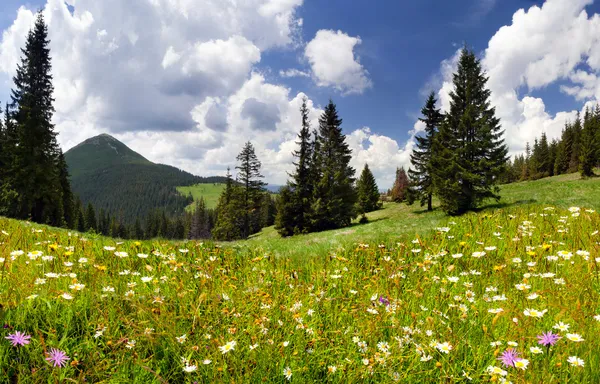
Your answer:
305,29 -> 372,94
0,0 -> 478,190
428,0 -> 600,157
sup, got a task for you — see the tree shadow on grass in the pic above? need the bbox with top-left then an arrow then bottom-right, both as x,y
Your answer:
475,199 -> 537,211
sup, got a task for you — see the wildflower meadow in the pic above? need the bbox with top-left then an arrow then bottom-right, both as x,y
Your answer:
1,205 -> 599,382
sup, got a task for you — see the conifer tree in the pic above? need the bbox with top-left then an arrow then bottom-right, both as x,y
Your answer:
431,47 -> 508,215
9,13 -> 65,225
310,100 -> 357,230
275,98 -> 317,236
569,113 -> 582,172
274,186 -> 295,237
85,203 -> 97,232
549,139 -> 559,177
390,167 -> 409,202
580,107 -> 597,177
529,138 -> 540,179
77,203 -> 86,233
555,123 -> 573,175
537,132 -> 551,177
356,164 -> 380,213
134,218 -> 144,239
409,92 -> 443,211
289,97 -> 314,231
212,168 -> 245,241
522,142 -> 531,180
57,151 -> 75,228
236,142 -> 267,237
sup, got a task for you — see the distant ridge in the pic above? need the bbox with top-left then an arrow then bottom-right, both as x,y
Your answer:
65,134 -> 227,223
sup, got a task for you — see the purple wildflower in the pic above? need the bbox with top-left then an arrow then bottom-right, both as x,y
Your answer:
537,331 -> 561,346
5,331 -> 31,347
498,348 -> 520,367
379,296 -> 390,306
45,348 -> 70,368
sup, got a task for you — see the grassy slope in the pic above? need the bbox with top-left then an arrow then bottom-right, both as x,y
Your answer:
246,173 -> 600,259
2,174 -> 600,382
176,183 -> 226,210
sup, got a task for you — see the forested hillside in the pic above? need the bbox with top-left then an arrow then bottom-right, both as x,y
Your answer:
65,134 -> 226,224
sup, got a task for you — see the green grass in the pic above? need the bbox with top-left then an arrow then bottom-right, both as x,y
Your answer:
176,183 -> 226,210
246,172 -> 600,260
1,174 -> 600,382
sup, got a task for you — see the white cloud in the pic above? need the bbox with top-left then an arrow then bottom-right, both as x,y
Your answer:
347,127 -> 414,189
428,0 -> 600,157
279,68 -> 310,78
305,29 -> 372,94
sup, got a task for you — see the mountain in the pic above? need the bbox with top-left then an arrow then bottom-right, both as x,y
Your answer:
65,134 -> 227,224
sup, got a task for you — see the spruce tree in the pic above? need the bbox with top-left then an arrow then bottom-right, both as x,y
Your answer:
289,97 -> 314,232
274,186 -> 295,237
311,100 -> 357,230
538,132 -> 550,177
431,47 -> 508,215
212,168 -> 245,241
522,142 -> 531,180
548,139 -> 559,177
85,203 -> 97,232
580,106 -> 597,177
57,151 -> 75,228
555,123 -> 572,175
9,13 -> 65,225
77,204 -> 86,233
409,92 -> 443,211
275,98 -> 317,236
529,138 -> 540,179
236,142 -> 267,237
356,164 -> 380,213
569,113 -> 582,173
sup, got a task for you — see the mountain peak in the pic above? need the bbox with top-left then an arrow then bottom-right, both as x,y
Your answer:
65,134 -> 150,178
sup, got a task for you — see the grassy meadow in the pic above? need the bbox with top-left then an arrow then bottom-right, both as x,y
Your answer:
1,174 -> 600,382
176,183 -> 226,211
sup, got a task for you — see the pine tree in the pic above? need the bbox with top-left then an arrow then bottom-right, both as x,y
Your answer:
522,142 -> 531,180
580,106 -> 597,177
290,97 -> 314,232
537,132 -> 550,177
212,168 -> 245,241
569,113 -> 582,173
356,164 -> 380,214
275,98 -> 319,236
529,138 -> 540,179
548,139 -> 559,177
555,123 -> 572,175
134,218 -> 144,239
431,47 -> 508,215
57,151 -> 75,228
311,100 -> 357,230
236,142 -> 267,237
274,186 -> 295,237
76,203 -> 86,233
85,203 -> 97,232
9,13 -> 65,225
409,92 -> 443,211
390,167 -> 409,202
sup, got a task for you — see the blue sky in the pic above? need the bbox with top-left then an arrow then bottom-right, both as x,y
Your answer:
1,0 -> 600,187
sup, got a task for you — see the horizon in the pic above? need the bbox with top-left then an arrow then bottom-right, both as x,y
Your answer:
2,0 -> 600,189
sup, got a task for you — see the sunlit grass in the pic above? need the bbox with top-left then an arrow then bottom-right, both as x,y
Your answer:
176,183 -> 226,211
1,201 -> 599,382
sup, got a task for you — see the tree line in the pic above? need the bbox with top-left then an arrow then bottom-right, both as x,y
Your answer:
0,15 -> 574,240
501,107 -> 600,183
